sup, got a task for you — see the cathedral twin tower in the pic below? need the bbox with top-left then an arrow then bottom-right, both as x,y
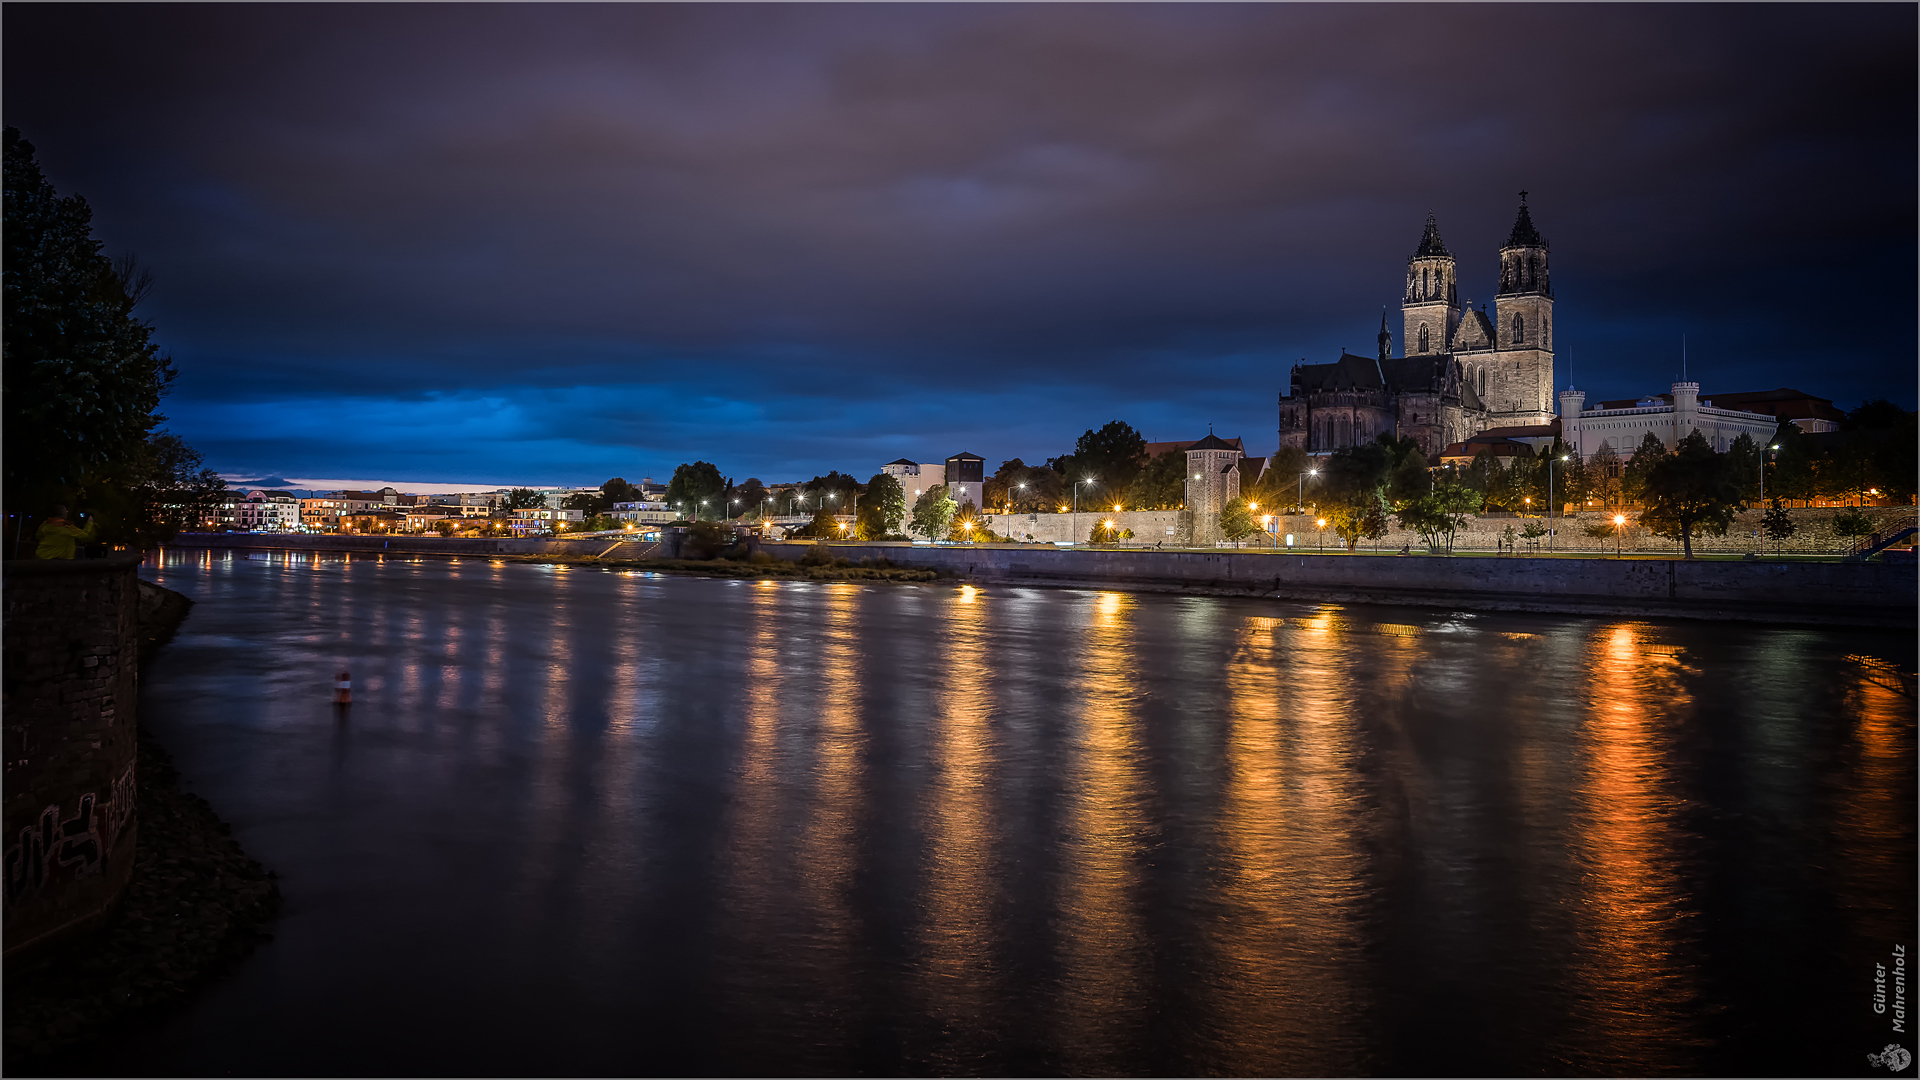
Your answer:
1280,194 -> 1558,457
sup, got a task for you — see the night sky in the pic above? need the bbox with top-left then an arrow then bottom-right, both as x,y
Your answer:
6,4 -> 1914,487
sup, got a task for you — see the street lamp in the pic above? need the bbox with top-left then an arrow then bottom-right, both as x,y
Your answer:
1762,443 -> 1778,505
1613,513 -> 1626,558
1548,453 -> 1569,553
1316,517 -> 1327,551
1073,477 -> 1098,546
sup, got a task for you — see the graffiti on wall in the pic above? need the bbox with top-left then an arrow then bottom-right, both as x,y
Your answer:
3,760 -> 136,911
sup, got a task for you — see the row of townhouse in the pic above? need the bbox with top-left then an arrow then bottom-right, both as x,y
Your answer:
202,489 -> 302,531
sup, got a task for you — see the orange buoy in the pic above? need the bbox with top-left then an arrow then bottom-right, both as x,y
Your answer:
334,669 -> 352,705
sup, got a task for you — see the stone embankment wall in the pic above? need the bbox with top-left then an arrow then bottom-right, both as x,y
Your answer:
3,557 -> 143,957
762,541 -> 1916,627
169,533 -> 660,559
994,504 -> 1917,556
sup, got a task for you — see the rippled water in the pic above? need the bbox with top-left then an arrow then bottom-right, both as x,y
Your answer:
67,550 -> 1918,1075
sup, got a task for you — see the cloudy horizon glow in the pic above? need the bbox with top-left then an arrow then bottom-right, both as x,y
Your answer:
7,4 -> 1914,486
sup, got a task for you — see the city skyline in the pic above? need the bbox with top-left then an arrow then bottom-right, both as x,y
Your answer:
5,4 -> 1914,485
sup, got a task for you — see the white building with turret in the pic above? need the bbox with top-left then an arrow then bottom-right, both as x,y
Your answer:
1559,381 -> 1781,458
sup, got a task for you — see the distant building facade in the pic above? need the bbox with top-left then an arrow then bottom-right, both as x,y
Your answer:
945,452 -> 985,511
1184,432 -> 1244,546
1560,383 -> 1783,457
881,459 -> 950,506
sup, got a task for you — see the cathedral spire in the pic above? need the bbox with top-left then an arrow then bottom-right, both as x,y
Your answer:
1505,190 -> 1546,248
1378,308 -> 1392,360
1412,211 -> 1450,258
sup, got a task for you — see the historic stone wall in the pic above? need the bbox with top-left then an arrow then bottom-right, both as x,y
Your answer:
3,557 -> 142,957
986,510 -> 1188,545
1256,504 -> 1918,557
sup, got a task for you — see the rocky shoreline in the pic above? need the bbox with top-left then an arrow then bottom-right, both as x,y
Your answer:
3,580 -> 282,1070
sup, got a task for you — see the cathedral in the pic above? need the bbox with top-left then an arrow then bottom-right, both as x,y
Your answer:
1278,194 -> 1558,458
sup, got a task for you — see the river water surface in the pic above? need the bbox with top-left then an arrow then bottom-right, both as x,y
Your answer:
68,550 -> 1919,1075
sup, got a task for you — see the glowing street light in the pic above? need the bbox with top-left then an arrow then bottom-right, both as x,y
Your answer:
1073,477 -> 1098,546
1612,513 -> 1627,558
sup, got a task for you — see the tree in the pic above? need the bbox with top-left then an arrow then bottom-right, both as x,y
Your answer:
1621,432 -> 1669,507
1066,421 -> 1148,498
1261,445 -> 1313,510
1726,433 -> 1763,504
1763,499 -> 1796,550
117,431 -> 226,546
799,471 -> 862,518
1767,419 -> 1817,507
789,504 -> 844,539
1124,450 -> 1187,510
855,472 -> 906,539
1640,430 -> 1743,558
1219,496 -> 1259,546
733,477 -> 769,518
5,128 -> 187,546
909,484 -> 955,540
1396,478 -> 1482,554
1587,443 -> 1624,509
948,505 -> 990,542
1519,518 -> 1548,553
1466,449 -> 1508,507
562,491 -> 599,514
1386,451 -> 1433,508
993,460 -> 1066,514
1319,442 -> 1393,551
1831,507 -> 1874,553
504,488 -> 545,511
666,461 -> 727,519
601,477 -> 642,506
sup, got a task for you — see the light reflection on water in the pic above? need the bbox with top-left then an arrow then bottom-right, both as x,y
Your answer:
87,549 -> 1918,1077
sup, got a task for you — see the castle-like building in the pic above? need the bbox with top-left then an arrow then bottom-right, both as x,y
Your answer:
1278,194 -> 1558,457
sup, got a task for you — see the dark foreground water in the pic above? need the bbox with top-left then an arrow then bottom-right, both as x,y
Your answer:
58,550 -> 1918,1075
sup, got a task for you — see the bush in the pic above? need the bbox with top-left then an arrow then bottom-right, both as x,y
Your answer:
1832,508 -> 1874,551
798,544 -> 834,567
681,520 -> 732,560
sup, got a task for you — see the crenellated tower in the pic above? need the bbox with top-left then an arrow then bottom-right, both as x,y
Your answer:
1402,213 -> 1460,356
1491,191 -> 1556,423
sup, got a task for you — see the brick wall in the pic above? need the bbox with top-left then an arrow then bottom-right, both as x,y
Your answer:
3,556 -> 141,957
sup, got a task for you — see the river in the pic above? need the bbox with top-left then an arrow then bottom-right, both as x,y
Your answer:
63,548 -> 1919,1075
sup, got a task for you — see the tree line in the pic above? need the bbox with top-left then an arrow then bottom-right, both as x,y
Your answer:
4,128 -> 226,554
641,407 -> 1913,554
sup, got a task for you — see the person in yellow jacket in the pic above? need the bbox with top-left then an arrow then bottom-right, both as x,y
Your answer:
35,505 -> 97,559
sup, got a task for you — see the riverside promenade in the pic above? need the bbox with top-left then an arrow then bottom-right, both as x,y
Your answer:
167,533 -> 1914,628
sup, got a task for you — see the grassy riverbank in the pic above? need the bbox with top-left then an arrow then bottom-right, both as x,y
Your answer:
3,583 -> 282,1069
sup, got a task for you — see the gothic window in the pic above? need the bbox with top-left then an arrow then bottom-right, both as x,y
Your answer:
1511,314 -> 1525,345
1418,324 -> 1429,352
1422,268 -> 1429,297
1544,314 -> 1551,348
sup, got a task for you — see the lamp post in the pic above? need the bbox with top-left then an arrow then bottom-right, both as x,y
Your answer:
1762,443 -> 1778,505
1298,467 -> 1319,543
1073,478 -> 1097,546
1549,453 -> 1569,553
1316,517 -> 1327,551
1613,513 -> 1626,558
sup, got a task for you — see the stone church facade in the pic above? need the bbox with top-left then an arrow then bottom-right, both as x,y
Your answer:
1279,194 -> 1558,457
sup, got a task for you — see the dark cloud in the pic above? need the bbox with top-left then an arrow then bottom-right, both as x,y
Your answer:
6,4 -> 1913,483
